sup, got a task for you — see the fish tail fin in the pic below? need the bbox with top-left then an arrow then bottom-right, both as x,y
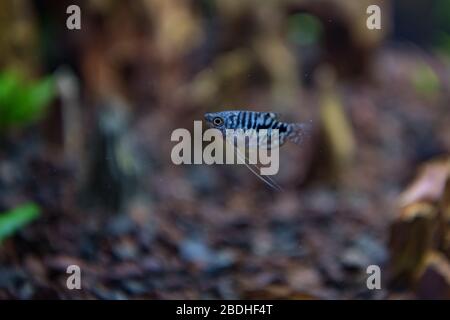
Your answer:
287,121 -> 313,146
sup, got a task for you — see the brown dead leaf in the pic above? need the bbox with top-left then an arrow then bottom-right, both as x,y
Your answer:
399,157 -> 450,207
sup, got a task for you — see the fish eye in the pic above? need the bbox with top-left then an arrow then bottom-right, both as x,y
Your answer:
213,117 -> 223,126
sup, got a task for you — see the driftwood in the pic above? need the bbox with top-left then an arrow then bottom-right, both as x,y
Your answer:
389,157 -> 450,298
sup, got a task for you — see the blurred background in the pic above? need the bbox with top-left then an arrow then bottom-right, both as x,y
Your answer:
0,0 -> 450,299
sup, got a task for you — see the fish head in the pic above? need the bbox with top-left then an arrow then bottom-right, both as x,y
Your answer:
204,112 -> 218,127
204,110 -> 241,131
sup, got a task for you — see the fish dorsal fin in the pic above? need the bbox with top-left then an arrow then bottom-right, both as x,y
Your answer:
268,112 -> 280,120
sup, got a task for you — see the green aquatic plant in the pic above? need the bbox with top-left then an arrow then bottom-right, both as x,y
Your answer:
0,202 -> 41,243
0,71 -> 55,130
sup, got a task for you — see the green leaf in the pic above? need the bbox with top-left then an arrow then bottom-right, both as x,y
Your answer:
0,203 -> 41,243
0,71 -> 55,130
0,72 -> 21,125
0,72 -> 20,105
12,77 -> 55,125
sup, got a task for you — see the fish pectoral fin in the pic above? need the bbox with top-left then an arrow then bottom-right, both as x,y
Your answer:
230,142 -> 283,192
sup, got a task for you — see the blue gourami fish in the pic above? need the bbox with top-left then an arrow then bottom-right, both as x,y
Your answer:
204,110 -> 312,190
204,110 -> 312,147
